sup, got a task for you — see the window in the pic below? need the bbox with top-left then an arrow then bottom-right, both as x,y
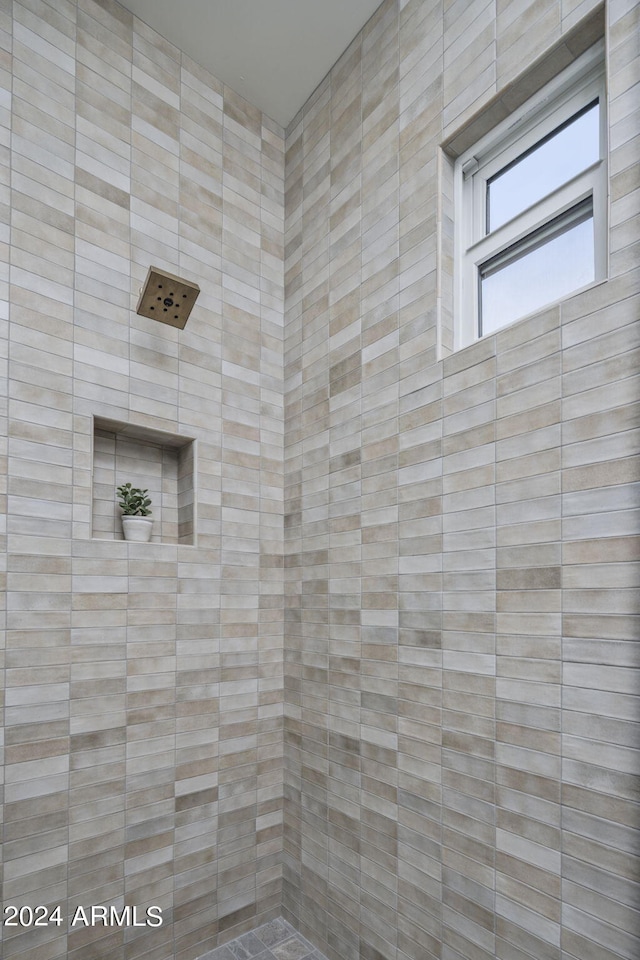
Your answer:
454,42 -> 607,348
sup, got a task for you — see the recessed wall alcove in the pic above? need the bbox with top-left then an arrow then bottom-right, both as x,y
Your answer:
91,416 -> 196,545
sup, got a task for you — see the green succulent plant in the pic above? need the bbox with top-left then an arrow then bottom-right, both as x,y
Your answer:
117,482 -> 152,517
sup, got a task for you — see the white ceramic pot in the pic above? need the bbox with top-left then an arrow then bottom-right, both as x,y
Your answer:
122,516 -> 153,542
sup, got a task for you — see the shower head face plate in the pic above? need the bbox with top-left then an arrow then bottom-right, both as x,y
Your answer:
136,267 -> 200,329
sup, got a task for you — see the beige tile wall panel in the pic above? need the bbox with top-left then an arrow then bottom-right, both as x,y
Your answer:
2,0 -> 285,956
0,0 -> 10,924
284,2 -> 639,960
1,1 -> 638,960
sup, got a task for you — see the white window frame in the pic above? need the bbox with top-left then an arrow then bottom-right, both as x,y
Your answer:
454,41 -> 607,349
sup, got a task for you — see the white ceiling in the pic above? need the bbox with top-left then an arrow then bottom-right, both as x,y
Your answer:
118,0 -> 384,128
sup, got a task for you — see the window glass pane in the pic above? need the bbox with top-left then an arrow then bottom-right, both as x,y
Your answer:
487,102 -> 599,231
480,209 -> 594,335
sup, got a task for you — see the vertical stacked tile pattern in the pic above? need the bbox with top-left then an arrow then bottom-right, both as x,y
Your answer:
0,0 -> 8,942
360,7 -> 400,960
297,66 -> 333,948
397,4 -> 445,955
0,2 -> 638,960
284,3 -> 639,960
326,31 -> 363,960
6,4 -> 76,960
73,16 -> 134,944
559,7 -> 640,960
441,336 -> 497,960
2,1 -> 284,959
495,306 -> 563,960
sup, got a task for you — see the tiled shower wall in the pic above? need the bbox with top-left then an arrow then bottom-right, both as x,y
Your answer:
0,1 -> 638,960
283,2 -> 639,960
1,1 -> 284,958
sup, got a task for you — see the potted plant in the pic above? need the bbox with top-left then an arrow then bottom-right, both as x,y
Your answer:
117,482 -> 153,542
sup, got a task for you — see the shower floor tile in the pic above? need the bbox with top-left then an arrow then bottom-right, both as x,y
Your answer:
198,918 -> 328,960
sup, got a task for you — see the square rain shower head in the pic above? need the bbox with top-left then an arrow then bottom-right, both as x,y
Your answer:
136,266 -> 200,329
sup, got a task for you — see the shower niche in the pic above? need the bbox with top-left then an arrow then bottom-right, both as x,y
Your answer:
92,416 -> 196,545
